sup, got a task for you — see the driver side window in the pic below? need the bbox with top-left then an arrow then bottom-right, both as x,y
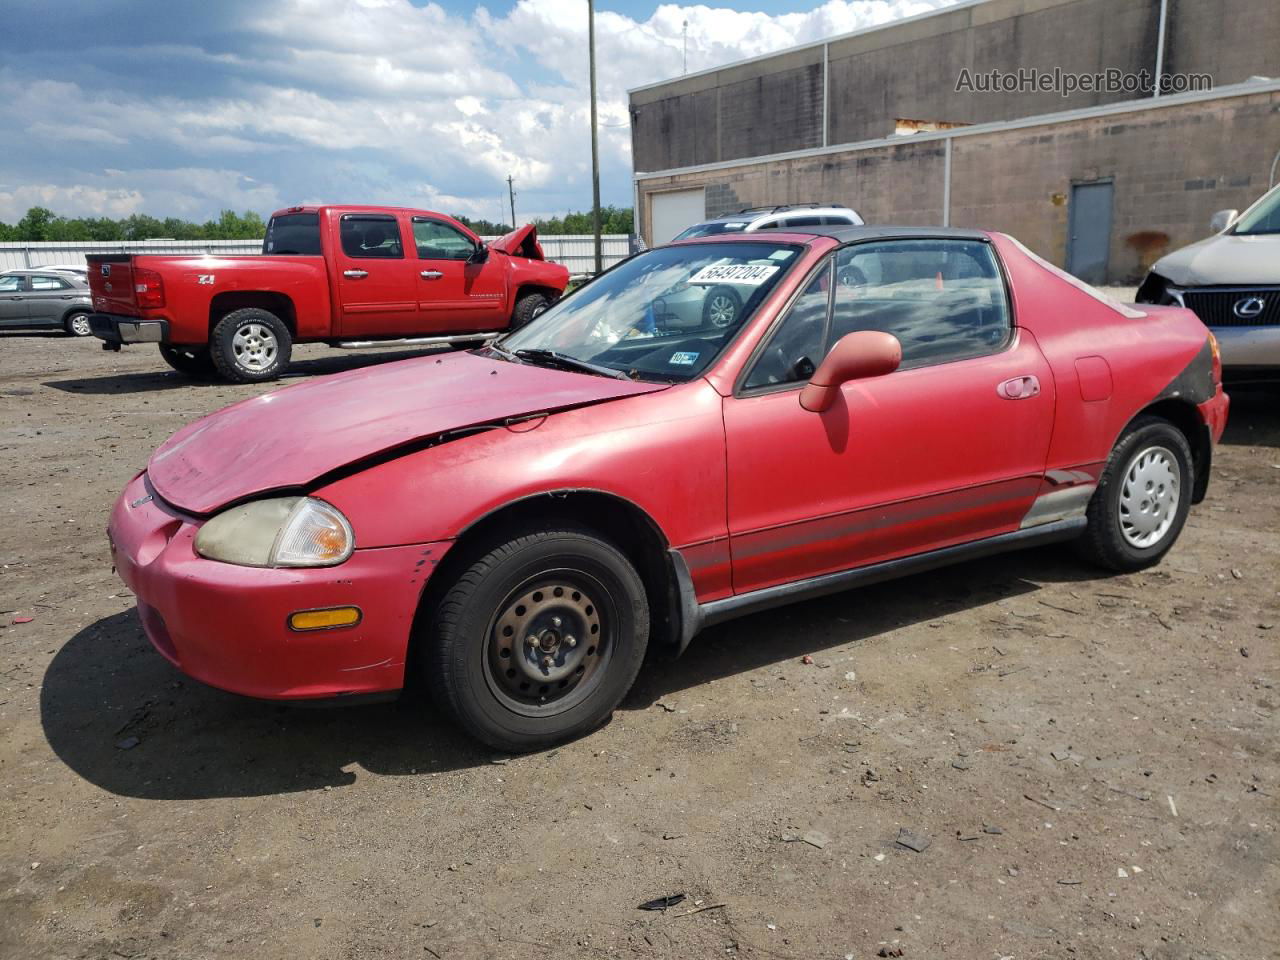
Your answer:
413,218 -> 476,261
743,259 -> 832,390
830,239 -> 1011,368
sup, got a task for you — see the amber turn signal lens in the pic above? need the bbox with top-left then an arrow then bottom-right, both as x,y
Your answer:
288,606 -> 362,631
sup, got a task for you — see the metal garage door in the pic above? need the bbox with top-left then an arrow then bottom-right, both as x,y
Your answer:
650,188 -> 706,245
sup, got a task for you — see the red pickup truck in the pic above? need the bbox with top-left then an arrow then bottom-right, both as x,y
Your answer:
87,205 -> 570,382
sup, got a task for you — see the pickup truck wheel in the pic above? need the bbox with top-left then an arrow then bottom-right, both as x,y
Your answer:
424,525 -> 649,752
511,292 -> 551,329
158,344 -> 216,378
1076,416 -> 1193,572
210,308 -> 292,383
64,312 -> 92,337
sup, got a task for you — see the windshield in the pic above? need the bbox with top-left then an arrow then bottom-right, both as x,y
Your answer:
263,213 -> 322,254
497,242 -> 801,381
673,220 -> 750,241
1232,185 -> 1280,236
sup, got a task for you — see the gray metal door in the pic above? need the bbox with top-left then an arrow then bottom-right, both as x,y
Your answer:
1067,180 -> 1114,285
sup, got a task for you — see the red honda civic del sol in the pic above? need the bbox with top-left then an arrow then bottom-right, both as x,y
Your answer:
108,226 -> 1229,751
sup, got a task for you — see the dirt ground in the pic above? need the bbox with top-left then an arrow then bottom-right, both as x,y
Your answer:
1,332 -> 1277,960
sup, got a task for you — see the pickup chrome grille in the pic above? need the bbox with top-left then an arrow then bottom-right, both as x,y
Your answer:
1179,288 -> 1280,327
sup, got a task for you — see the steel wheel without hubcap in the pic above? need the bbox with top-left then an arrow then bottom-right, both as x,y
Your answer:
1118,445 -> 1180,548
707,293 -> 737,328
232,323 -> 278,372
486,573 -> 610,716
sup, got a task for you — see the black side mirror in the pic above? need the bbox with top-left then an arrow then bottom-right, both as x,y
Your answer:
468,242 -> 489,264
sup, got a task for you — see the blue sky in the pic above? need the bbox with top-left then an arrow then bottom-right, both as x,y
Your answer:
0,0 -> 956,225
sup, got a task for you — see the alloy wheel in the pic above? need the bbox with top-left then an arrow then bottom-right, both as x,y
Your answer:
231,323 -> 278,372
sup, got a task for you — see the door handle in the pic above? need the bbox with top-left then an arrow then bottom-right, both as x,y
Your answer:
997,375 -> 1041,399
343,269 -> 368,279
420,270 -> 443,280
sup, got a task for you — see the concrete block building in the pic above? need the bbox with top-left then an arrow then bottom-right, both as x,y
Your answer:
629,0 -> 1280,283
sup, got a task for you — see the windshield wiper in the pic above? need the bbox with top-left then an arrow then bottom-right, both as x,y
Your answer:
514,348 -> 631,380
486,341 -> 521,363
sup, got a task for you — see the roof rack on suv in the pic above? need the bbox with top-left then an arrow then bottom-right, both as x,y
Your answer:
735,202 -> 829,215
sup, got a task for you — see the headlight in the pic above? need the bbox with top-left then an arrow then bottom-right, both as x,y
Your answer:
194,496 -> 354,568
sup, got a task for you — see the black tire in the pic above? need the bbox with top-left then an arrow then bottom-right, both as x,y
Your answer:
209,308 -> 292,383
425,525 -> 649,752
511,291 -> 551,329
701,285 -> 741,328
1076,415 -> 1194,572
64,311 -> 92,337
158,344 -> 216,378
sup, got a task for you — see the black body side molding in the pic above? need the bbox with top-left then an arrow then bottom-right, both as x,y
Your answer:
669,517 -> 1086,653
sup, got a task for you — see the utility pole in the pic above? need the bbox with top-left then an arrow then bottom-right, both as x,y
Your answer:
588,0 -> 602,274
683,20 -> 688,74
507,174 -> 517,227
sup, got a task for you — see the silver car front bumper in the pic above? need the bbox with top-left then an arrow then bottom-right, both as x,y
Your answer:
1166,286 -> 1280,372
1211,324 -> 1280,369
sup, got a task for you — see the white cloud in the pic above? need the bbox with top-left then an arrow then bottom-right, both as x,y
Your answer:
0,169 -> 280,223
2,0 -> 960,223
0,184 -> 145,222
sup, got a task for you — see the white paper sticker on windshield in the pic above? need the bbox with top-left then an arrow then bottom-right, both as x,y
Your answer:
669,351 -> 699,365
687,263 -> 780,286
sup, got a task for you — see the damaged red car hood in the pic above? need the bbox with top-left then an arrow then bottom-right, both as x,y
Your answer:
147,352 -> 664,514
490,224 -> 542,258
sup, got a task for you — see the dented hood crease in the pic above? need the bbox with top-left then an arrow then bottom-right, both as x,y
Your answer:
148,352 -> 665,514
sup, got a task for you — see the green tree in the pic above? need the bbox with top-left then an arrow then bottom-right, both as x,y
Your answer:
452,214 -> 512,235
15,207 -> 56,241
532,206 -> 633,236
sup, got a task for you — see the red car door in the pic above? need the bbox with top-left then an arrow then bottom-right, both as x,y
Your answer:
723,238 -> 1055,594
334,212 -> 420,336
411,216 -> 508,333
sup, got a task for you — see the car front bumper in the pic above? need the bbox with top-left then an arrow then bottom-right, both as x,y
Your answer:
89,313 -> 170,346
1210,325 -> 1280,377
107,472 -> 451,700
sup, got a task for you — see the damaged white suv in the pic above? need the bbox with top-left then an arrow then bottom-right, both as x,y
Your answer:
1137,183 -> 1280,381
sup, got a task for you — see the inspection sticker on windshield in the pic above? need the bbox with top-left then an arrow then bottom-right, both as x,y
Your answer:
669,351 -> 700,366
688,263 -> 779,286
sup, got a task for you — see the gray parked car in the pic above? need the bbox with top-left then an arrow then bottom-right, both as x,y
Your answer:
0,269 -> 94,336
1137,183 -> 1280,381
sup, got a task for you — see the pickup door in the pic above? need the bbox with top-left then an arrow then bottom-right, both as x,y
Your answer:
411,216 -> 508,333
332,212 -> 421,336
332,211 -> 509,338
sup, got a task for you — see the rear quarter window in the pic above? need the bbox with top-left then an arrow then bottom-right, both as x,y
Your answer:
264,213 -> 322,255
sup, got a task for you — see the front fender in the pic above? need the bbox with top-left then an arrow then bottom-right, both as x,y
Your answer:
312,379 -> 728,563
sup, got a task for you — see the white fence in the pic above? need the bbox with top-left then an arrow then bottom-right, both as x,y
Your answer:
0,234 -> 633,276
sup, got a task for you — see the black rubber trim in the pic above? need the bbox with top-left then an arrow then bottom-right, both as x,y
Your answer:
666,548 -> 701,655
691,518 -> 1086,635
